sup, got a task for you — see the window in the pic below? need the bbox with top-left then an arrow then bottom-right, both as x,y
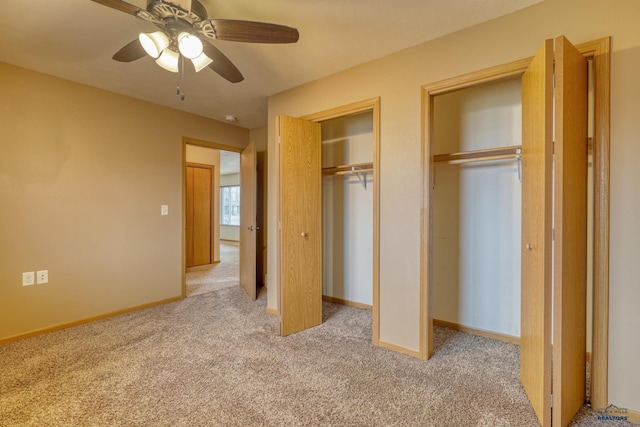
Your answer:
221,186 -> 240,226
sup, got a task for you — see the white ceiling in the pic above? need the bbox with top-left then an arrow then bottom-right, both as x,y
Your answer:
0,0 -> 542,129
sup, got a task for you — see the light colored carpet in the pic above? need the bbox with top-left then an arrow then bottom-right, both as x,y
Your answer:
186,241 -> 239,297
0,286 -> 634,426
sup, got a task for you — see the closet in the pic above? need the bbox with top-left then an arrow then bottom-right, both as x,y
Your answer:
432,78 -> 523,341
321,112 -> 374,309
422,35 -> 608,427
277,98 -> 380,338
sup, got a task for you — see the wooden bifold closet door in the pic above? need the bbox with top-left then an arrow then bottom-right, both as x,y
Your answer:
277,115 -> 323,336
186,163 -> 213,268
520,35 -> 588,427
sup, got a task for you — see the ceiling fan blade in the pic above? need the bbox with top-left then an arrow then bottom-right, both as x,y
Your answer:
90,0 -> 141,15
113,39 -> 147,62
210,19 -> 299,44
202,42 -> 244,83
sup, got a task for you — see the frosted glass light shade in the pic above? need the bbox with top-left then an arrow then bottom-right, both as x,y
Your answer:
191,52 -> 213,72
155,49 -> 180,73
178,32 -> 203,59
139,31 -> 170,59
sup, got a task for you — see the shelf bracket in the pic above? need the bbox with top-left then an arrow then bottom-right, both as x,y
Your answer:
352,167 -> 367,189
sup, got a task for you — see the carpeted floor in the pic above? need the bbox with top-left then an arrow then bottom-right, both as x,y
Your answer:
186,241 -> 239,297
0,286 -> 634,426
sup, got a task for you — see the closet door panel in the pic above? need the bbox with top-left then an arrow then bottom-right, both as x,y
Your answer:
192,166 -> 212,266
552,35 -> 588,427
278,115 -> 323,336
186,164 -> 213,267
520,38 -> 554,427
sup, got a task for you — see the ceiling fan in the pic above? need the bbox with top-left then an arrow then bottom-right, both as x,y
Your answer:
91,0 -> 299,85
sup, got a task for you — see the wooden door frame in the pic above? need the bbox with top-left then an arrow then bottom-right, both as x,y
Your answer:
284,97 -> 381,345
181,137 -> 245,299
186,162 -> 215,267
420,38 -> 610,408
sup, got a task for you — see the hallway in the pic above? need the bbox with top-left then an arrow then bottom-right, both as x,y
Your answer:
186,241 -> 239,297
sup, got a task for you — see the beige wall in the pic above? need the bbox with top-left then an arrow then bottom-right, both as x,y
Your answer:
0,62 -> 248,340
608,41 -> 640,412
266,0 -> 640,411
250,125 -> 268,152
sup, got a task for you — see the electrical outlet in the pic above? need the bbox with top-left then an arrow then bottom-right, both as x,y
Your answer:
22,272 -> 35,286
36,270 -> 48,285
161,205 -> 169,216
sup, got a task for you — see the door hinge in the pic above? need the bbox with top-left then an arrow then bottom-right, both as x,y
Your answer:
278,136 -> 281,145
552,227 -> 555,241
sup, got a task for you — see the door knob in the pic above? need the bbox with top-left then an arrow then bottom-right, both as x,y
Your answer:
301,232 -> 308,237
248,226 -> 254,231
256,226 -> 260,230
525,243 -> 533,251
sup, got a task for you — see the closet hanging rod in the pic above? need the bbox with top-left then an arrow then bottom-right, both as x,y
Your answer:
322,162 -> 373,176
327,168 -> 374,176
322,162 -> 373,189
433,145 -> 522,166
434,137 -> 592,166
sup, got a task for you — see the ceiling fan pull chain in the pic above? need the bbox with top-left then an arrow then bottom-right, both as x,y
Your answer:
177,55 -> 186,101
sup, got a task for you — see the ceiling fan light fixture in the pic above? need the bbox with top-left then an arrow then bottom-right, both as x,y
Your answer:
191,52 -> 213,72
155,49 -> 180,73
139,31 -> 170,59
178,32 -> 204,59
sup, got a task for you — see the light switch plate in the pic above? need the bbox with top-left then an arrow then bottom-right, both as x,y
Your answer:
161,205 -> 168,216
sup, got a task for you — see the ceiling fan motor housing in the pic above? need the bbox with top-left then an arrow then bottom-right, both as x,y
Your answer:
163,17 -> 196,39
146,0 -> 208,23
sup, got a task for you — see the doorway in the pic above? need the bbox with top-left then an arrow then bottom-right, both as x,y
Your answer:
185,145 -> 241,297
182,137 -> 262,300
